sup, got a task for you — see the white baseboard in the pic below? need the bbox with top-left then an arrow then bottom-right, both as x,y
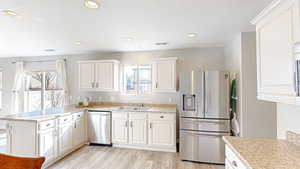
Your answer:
113,143 -> 176,153
43,142 -> 87,169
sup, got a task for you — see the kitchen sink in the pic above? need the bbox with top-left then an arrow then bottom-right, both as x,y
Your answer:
117,106 -> 151,111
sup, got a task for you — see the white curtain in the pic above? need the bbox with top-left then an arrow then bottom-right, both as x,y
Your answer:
11,62 -> 25,114
56,59 -> 70,105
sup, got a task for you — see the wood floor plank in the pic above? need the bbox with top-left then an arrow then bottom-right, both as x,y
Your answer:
47,146 -> 225,169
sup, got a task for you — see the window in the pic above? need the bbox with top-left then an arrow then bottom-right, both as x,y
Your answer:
122,64 -> 152,95
24,71 -> 64,112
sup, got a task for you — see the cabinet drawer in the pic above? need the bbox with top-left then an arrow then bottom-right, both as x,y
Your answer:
129,112 -> 146,119
148,113 -> 175,121
73,112 -> 85,120
39,120 -> 56,130
225,145 -> 247,169
59,115 -> 73,125
112,112 -> 128,119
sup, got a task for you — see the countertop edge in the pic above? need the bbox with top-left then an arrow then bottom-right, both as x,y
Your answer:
0,106 -> 177,122
222,136 -> 253,169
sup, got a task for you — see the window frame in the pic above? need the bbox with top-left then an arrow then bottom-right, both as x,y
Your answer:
24,71 -> 64,111
121,64 -> 152,96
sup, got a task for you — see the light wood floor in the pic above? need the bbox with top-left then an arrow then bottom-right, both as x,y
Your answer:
48,146 -> 225,169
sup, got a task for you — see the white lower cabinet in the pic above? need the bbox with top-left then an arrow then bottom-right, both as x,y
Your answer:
38,128 -> 57,164
225,145 -> 248,169
129,113 -> 147,145
72,112 -> 86,147
58,116 -> 73,156
112,111 -> 176,152
5,111 -> 87,167
148,120 -> 175,147
112,112 -> 128,144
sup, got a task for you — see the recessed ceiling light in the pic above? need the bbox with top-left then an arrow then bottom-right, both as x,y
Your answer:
155,42 -> 169,46
75,42 -> 82,45
84,0 -> 99,9
187,33 -> 197,38
121,37 -> 134,42
44,49 -> 55,52
2,10 -> 17,17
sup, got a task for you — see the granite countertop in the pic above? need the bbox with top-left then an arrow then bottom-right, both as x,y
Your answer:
223,136 -> 300,169
0,103 -> 177,122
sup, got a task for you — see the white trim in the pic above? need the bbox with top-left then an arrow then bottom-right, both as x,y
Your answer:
251,0 -> 283,24
77,60 -> 120,64
113,143 -> 176,153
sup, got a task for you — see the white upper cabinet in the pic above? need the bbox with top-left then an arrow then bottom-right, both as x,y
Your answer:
251,0 -> 300,104
78,60 -> 120,92
153,57 -> 177,93
79,62 -> 95,89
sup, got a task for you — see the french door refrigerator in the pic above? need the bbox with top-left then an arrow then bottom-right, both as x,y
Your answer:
179,71 -> 231,164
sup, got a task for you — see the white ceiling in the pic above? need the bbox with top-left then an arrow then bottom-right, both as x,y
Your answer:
0,0 -> 272,57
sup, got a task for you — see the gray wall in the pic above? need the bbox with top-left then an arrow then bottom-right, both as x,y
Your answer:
224,32 -> 277,139
277,104 -> 300,139
240,32 -> 276,138
0,47 -> 226,114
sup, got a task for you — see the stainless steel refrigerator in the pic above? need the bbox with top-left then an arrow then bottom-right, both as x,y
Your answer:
179,71 -> 231,164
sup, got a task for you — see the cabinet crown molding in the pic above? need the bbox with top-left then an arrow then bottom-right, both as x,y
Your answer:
251,0 -> 284,25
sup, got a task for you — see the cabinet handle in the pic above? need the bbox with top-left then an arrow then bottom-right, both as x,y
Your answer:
125,121 -> 128,127
130,121 -> 133,128
74,122 -> 77,128
149,123 -> 152,129
46,123 -> 51,127
232,160 -> 238,167
156,82 -> 158,88
160,116 -> 164,119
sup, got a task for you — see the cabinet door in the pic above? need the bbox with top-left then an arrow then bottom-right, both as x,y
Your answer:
79,62 -> 95,89
9,121 -> 37,156
225,159 -> 234,169
129,113 -> 147,145
95,62 -> 114,90
256,0 -> 297,99
148,120 -> 175,147
112,116 -> 128,144
39,129 -> 57,163
153,59 -> 177,92
73,118 -> 85,147
59,123 -> 73,155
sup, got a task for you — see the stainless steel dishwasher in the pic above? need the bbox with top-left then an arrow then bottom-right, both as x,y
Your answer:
87,110 -> 112,145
